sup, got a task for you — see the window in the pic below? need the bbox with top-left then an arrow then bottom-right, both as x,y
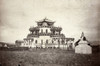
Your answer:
35,40 -> 37,44
52,40 -> 54,43
31,39 -> 34,42
42,22 -> 48,26
41,40 -> 43,44
58,40 -> 60,44
41,29 -> 43,33
46,40 -> 48,44
46,29 -> 48,33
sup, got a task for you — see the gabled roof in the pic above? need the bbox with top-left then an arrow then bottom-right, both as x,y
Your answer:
36,18 -> 55,26
36,18 -> 55,23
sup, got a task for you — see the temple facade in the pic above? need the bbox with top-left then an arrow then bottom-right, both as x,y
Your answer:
16,18 -> 74,49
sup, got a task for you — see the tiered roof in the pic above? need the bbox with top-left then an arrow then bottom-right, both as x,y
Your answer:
50,27 -> 62,31
36,18 -> 55,27
29,27 -> 39,32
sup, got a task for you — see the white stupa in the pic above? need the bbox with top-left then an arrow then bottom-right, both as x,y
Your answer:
75,32 -> 92,54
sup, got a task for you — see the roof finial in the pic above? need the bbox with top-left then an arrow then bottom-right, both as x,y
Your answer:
44,17 -> 48,21
80,32 -> 84,38
80,32 -> 87,41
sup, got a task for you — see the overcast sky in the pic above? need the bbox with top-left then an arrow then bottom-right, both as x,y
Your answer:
0,0 -> 100,43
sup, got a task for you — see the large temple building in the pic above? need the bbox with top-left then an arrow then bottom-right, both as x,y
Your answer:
15,18 -> 74,49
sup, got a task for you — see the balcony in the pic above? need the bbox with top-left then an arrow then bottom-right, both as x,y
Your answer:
39,33 -> 51,36
50,34 -> 65,38
27,34 -> 39,37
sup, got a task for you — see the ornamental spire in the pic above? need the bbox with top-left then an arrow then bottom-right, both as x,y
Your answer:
43,17 -> 48,21
80,32 -> 84,38
80,32 -> 86,41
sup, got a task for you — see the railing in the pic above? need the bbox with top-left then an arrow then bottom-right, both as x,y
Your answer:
39,33 -> 51,36
50,34 -> 65,37
27,34 -> 39,37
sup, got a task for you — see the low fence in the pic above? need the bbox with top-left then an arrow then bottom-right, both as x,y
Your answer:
0,45 -> 99,52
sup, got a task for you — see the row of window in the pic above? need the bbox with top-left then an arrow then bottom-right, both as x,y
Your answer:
41,29 -> 48,33
24,39 -> 73,45
40,29 -> 60,34
32,40 -> 64,44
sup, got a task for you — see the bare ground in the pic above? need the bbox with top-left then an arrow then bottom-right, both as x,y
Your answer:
0,49 -> 100,66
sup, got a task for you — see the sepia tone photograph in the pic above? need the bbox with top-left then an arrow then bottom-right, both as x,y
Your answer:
0,0 -> 100,66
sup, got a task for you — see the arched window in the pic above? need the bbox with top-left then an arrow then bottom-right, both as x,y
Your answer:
42,22 -> 48,26
35,40 -> 37,44
46,29 -> 48,33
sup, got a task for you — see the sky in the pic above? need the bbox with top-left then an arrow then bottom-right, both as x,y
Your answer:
0,0 -> 100,43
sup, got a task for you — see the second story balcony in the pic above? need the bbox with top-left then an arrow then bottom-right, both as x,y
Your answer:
39,33 -> 51,36
27,34 -> 39,37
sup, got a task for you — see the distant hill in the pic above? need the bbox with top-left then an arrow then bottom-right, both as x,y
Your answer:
0,42 -> 15,45
0,42 -> 16,47
89,41 -> 100,46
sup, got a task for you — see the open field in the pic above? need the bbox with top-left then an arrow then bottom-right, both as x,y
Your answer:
0,49 -> 100,66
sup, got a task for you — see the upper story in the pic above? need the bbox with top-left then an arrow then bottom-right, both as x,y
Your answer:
27,18 -> 65,38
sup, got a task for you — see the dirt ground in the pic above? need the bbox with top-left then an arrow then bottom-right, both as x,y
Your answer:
0,49 -> 100,66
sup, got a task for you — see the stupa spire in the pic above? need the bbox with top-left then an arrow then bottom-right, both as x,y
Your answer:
80,32 -> 86,41
43,17 -> 48,21
80,32 -> 84,38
